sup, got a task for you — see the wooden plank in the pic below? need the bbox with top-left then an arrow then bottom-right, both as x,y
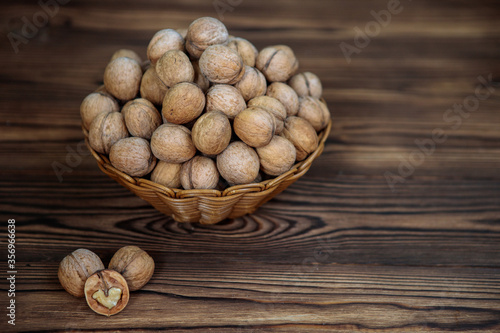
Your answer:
1,0 -> 499,331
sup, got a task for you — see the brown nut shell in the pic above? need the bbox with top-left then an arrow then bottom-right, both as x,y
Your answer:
151,124 -> 196,163
109,246 -> 155,292
104,57 -> 142,101
147,29 -> 185,65
109,137 -> 157,177
80,92 -> 119,130
217,141 -> 260,186
180,156 -> 219,190
266,82 -> 299,117
234,66 -> 267,102
110,49 -> 142,64
288,72 -> 323,99
186,17 -> 228,59
282,116 -> 319,161
297,97 -> 331,132
151,161 -> 182,188
58,249 -> 105,298
256,136 -> 296,176
247,96 -> 287,134
140,67 -> 169,106
199,45 -> 245,84
156,49 -> 194,88
227,37 -> 258,67
84,269 -> 130,316
233,107 -> 276,148
206,84 -> 246,119
256,45 -> 298,82
192,110 -> 231,155
88,112 -> 129,155
122,98 -> 162,139
162,82 -> 205,124
192,60 -> 210,92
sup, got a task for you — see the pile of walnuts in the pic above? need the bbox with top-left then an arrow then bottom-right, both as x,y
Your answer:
58,246 -> 154,316
81,17 -> 331,190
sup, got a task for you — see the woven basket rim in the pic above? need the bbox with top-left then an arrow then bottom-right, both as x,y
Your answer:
84,119 -> 331,199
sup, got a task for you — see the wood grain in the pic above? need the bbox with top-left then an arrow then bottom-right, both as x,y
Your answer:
1,0 -> 500,331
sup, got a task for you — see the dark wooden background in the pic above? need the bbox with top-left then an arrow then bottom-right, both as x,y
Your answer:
1,0 -> 500,331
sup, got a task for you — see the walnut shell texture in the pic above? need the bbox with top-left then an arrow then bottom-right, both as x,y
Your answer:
140,67 -> 169,106
155,49 -> 194,88
199,44 -> 245,84
266,82 -> 300,117
234,66 -> 267,102
110,49 -> 142,64
288,72 -> 323,99
206,84 -> 246,119
147,29 -> 185,65
227,37 -> 258,67
234,107 -> 276,148
186,17 -> 228,59
109,137 -> 157,177
104,57 -> 142,101
122,98 -> 162,139
297,97 -> 331,132
282,116 -> 319,161
256,45 -> 298,83
80,92 -> 119,130
256,136 -> 297,176
151,124 -> 196,163
180,156 -> 219,190
217,141 -> 260,186
109,246 -> 155,292
151,161 -> 182,188
88,112 -> 129,155
162,82 -> 205,124
247,96 -> 287,134
192,110 -> 231,155
58,249 -> 105,298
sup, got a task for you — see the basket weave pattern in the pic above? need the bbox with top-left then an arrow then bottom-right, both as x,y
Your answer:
84,120 -> 331,224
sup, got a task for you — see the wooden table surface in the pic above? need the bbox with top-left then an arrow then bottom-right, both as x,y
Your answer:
1,0 -> 500,331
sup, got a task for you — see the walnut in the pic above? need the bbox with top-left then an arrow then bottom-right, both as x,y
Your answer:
206,84 -> 246,119
180,156 -> 219,190
80,92 -> 119,130
247,96 -> 287,134
84,269 -> 129,316
155,49 -> 194,88
162,82 -> 205,124
297,97 -> 331,132
58,249 -> 105,298
234,66 -> 267,102
256,136 -> 296,176
108,246 -> 155,292
199,44 -> 245,84
256,45 -> 298,82
282,116 -> 319,161
233,107 -> 276,148
104,57 -> 143,101
122,98 -> 162,139
191,110 -> 232,155
217,141 -> 260,185
147,29 -> 185,65
88,112 -> 129,155
151,161 -> 182,188
227,37 -> 258,67
266,82 -> 299,117
186,17 -> 228,59
140,67 -> 169,106
109,137 -> 157,177
288,72 -> 322,98
151,124 -> 196,163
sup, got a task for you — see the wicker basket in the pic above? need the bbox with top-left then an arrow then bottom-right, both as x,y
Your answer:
84,120 -> 331,224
